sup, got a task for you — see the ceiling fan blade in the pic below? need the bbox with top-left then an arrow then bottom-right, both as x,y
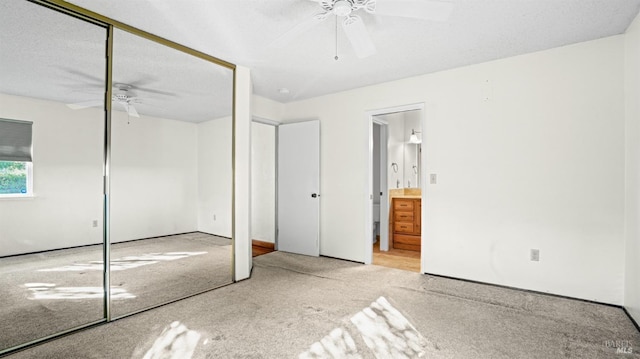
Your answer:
127,104 -> 140,118
342,15 -> 377,59
66,99 -> 103,110
127,75 -> 157,88
118,102 -> 140,118
370,0 -> 454,21
271,12 -> 329,48
60,67 -> 105,84
134,87 -> 177,97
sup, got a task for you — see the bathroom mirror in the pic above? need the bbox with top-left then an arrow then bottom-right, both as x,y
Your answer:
385,110 -> 422,189
402,110 -> 422,189
0,0 -> 107,351
109,28 -> 234,318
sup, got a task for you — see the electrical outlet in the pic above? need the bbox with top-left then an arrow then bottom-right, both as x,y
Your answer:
530,249 -> 540,262
430,173 -> 437,184
213,214 -> 217,221
92,220 -> 98,228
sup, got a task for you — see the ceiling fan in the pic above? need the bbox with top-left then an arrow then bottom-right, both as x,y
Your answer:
67,84 -> 141,117
272,0 -> 454,59
63,69 -> 178,118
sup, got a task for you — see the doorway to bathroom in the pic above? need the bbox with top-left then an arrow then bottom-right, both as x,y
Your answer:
365,103 -> 425,272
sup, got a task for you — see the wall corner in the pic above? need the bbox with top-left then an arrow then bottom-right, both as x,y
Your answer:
234,65 -> 252,281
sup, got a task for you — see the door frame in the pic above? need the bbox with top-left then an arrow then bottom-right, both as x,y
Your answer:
364,103 -> 425,266
373,120 -> 389,252
252,116 -> 279,250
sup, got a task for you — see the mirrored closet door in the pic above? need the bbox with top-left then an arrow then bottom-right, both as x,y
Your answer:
0,0 -> 108,351
109,28 -> 234,318
0,0 -> 235,353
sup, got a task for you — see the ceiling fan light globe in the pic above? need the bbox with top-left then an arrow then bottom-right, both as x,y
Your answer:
333,0 -> 353,17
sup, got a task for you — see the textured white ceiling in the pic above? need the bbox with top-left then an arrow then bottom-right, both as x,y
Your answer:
2,0 -> 639,122
0,0 -> 233,122
64,0 -> 640,103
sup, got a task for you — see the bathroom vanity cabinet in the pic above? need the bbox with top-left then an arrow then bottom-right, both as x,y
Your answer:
391,198 -> 421,252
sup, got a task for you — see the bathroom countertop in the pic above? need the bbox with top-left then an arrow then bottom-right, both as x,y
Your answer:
389,188 -> 421,198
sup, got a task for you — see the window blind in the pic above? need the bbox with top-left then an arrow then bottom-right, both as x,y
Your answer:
0,118 -> 33,162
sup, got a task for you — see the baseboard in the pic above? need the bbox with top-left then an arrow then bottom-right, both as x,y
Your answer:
196,231 -> 231,240
622,307 -> 640,333
425,272 -> 640,334
0,231 -> 228,259
0,241 -> 103,259
422,272 -> 622,309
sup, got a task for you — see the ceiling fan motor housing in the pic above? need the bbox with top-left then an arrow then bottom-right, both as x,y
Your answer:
321,0 -> 375,16
113,83 -> 135,103
114,93 -> 129,102
333,1 -> 352,16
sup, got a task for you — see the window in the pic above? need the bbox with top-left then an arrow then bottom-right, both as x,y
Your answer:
0,161 -> 31,195
0,118 -> 33,197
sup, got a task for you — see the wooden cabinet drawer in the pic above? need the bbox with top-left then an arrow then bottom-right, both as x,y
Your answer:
394,222 -> 414,234
394,234 -> 421,251
391,197 -> 421,252
394,199 -> 414,211
394,211 -> 414,222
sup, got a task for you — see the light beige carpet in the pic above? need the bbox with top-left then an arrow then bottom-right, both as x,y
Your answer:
4,251 -> 639,358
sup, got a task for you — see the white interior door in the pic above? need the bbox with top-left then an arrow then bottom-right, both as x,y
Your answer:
277,120 -> 320,256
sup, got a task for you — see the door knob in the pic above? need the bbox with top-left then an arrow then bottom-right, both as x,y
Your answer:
311,193 -> 319,198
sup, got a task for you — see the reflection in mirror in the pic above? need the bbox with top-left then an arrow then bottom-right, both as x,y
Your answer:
0,0 -> 107,351
109,28 -> 233,318
379,110 -> 422,189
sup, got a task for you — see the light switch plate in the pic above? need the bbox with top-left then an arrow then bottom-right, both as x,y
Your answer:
530,249 -> 540,262
429,173 -> 437,184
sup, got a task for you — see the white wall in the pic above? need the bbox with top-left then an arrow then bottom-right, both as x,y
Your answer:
624,12 -> 640,324
110,111 -> 199,242
197,116 -> 233,237
234,65 -> 253,281
253,95 -> 284,122
0,93 -> 235,256
251,121 -> 276,243
283,36 -> 626,304
0,93 -> 104,256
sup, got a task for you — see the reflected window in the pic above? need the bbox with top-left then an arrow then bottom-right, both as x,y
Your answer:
0,118 -> 33,197
0,161 -> 31,196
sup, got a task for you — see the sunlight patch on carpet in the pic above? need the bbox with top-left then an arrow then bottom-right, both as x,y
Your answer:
25,283 -> 135,300
350,296 -> 427,358
299,327 -> 361,359
300,296 -> 426,358
37,251 -> 208,272
142,321 -> 201,359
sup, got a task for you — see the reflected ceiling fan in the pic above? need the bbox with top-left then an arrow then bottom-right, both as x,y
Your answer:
67,83 -> 142,118
272,0 -> 454,59
63,68 -> 177,118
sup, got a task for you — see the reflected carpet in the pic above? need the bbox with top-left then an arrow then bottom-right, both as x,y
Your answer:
0,232 -> 232,351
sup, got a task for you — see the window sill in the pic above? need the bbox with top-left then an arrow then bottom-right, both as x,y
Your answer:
0,194 -> 35,200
